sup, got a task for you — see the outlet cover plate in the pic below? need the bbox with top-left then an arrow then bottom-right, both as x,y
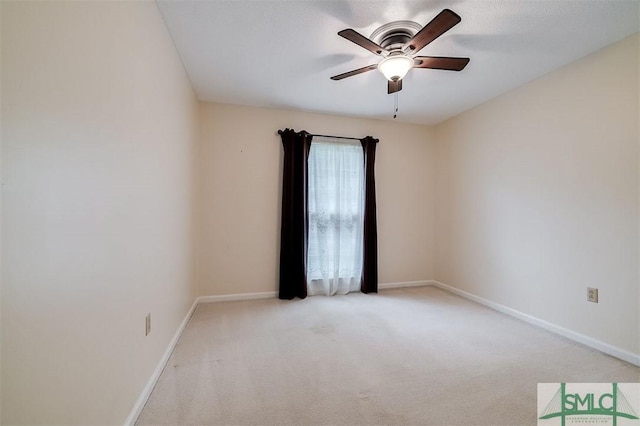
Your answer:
587,287 -> 598,303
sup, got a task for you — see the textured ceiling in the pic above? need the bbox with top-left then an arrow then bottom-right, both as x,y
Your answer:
157,0 -> 640,125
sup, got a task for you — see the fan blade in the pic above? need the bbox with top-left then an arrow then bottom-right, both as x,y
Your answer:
413,56 -> 469,71
338,29 -> 388,56
388,79 -> 402,94
330,64 -> 378,80
403,9 -> 461,54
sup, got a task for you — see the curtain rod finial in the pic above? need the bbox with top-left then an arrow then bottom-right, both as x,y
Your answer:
361,136 -> 379,144
278,129 -> 311,138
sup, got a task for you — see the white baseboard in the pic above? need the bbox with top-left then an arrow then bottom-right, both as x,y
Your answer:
431,280 -> 640,367
197,282 -> 437,301
124,298 -> 199,426
198,283 -> 436,300
379,280 -> 434,290
197,291 -> 277,304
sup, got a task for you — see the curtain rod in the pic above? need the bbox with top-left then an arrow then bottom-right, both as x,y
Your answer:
309,133 -> 379,144
278,129 -> 378,143
311,133 -> 361,141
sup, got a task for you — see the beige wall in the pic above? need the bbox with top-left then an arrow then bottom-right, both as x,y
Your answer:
1,0 -> 637,422
1,2 -> 198,424
434,33 -> 640,355
198,103 -> 436,296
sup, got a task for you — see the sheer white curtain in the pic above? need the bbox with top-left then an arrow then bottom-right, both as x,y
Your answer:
307,136 -> 365,296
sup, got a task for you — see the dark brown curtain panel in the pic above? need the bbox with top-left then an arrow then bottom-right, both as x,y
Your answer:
360,136 -> 379,293
278,129 -> 312,300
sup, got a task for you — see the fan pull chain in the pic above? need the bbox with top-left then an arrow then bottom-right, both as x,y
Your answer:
393,92 -> 398,119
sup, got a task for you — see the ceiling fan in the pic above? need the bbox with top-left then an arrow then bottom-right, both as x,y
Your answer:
330,9 -> 470,94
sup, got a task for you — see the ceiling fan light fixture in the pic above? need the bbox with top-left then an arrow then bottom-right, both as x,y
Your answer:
378,55 -> 414,82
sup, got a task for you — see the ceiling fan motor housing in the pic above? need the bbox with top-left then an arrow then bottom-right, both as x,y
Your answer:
370,21 -> 422,52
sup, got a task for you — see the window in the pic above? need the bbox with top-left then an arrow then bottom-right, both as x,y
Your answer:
306,136 -> 364,296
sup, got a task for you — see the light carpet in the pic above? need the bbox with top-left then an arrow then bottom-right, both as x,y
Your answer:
136,286 -> 639,425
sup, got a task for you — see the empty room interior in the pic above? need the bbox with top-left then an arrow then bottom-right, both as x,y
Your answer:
1,0 -> 639,425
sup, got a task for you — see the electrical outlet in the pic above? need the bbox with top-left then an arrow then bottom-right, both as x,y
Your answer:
145,313 -> 151,336
587,287 -> 598,303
